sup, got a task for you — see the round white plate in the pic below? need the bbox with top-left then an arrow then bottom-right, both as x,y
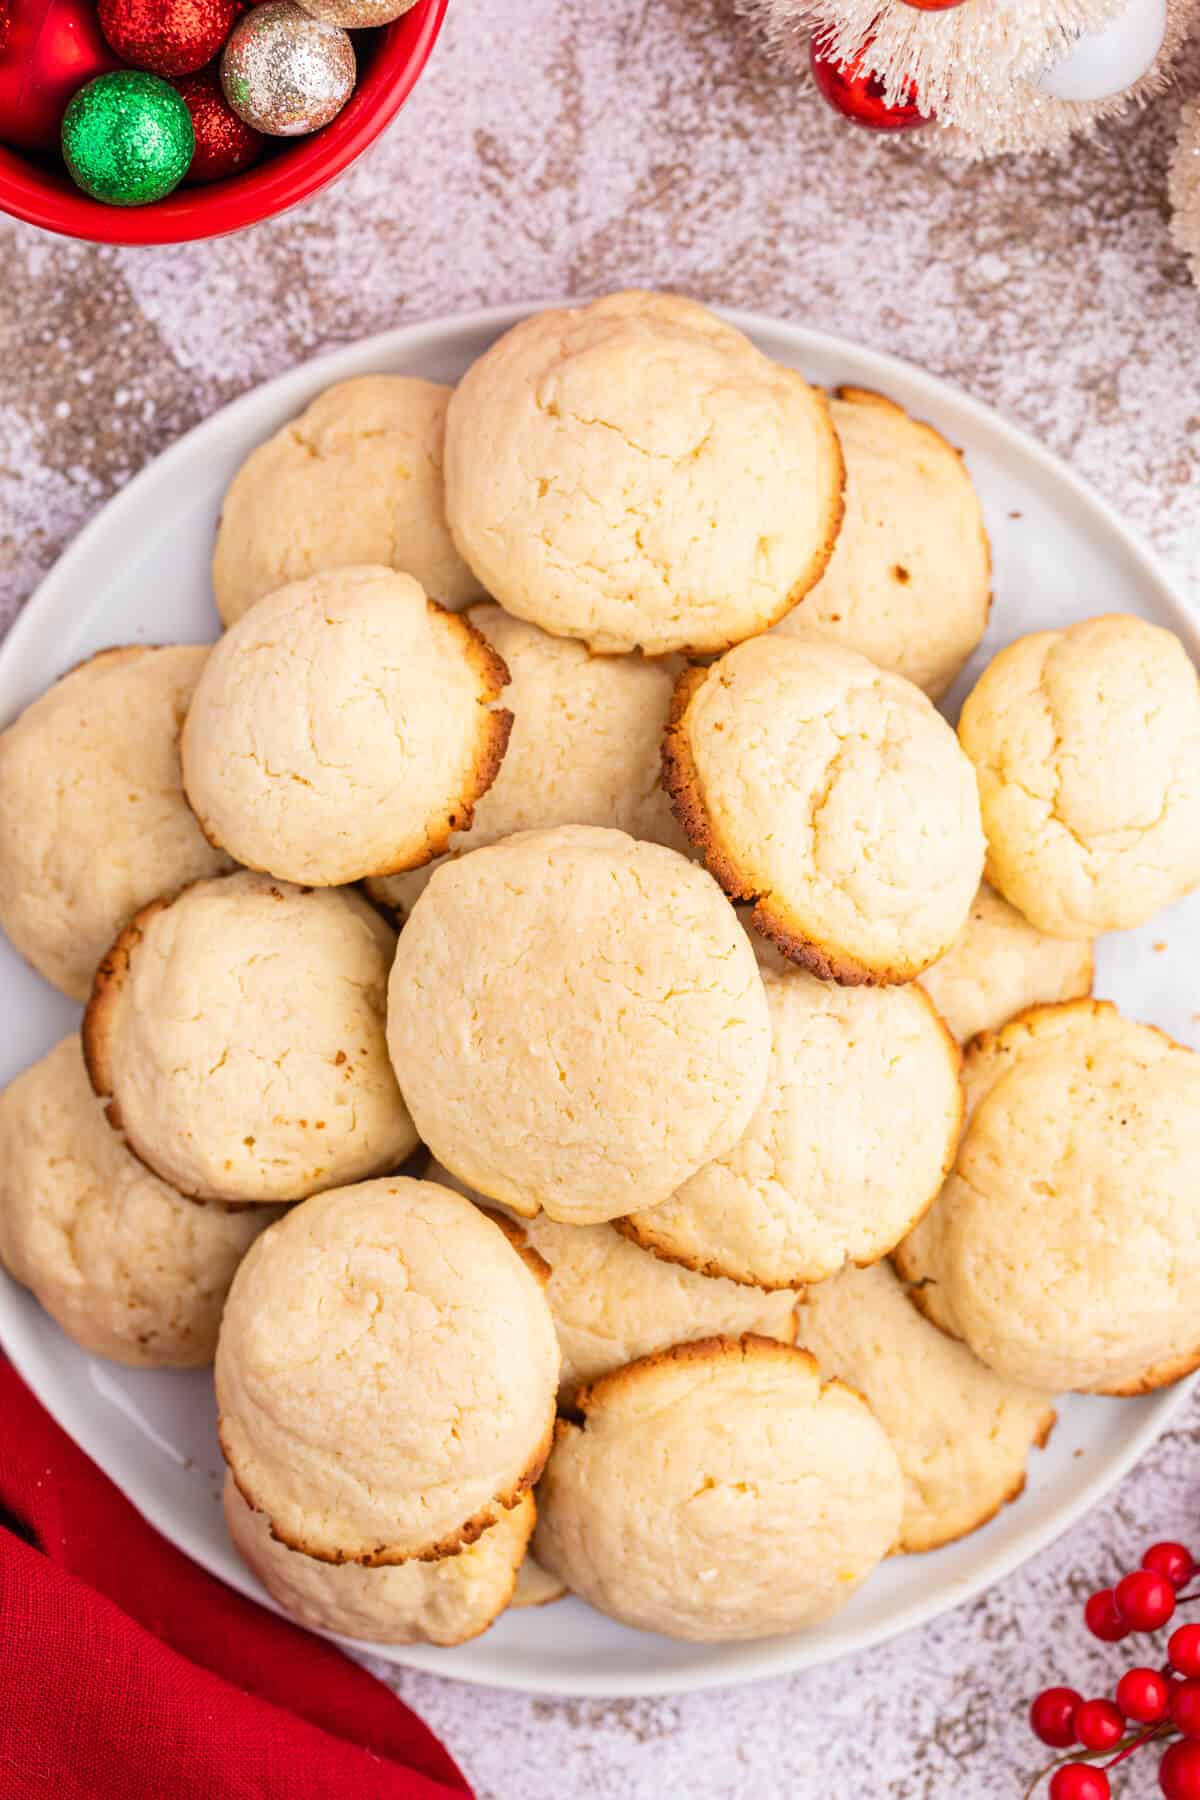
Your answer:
1,305 -> 1197,1699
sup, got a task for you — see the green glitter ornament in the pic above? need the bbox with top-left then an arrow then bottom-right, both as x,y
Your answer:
62,71 -> 194,206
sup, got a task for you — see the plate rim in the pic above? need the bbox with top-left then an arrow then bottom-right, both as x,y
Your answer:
1,299 -> 1196,1698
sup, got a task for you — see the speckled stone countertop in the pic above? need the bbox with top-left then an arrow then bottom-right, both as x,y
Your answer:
2,2 -> 1199,1794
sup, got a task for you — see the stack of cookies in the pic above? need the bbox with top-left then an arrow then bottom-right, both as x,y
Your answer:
2,291 -> 1199,1651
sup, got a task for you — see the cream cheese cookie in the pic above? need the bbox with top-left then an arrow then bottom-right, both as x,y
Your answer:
225,1478 -> 535,1644
510,1555 -> 568,1608
920,883 -> 1093,1043
427,1160 -> 797,1402
212,375 -> 483,628
534,1336 -> 902,1641
799,1262 -> 1056,1552
664,634 -> 985,983
387,826 -> 772,1224
958,614 -> 1200,938
182,566 -> 511,888
83,870 -> 415,1204
895,1000 -> 1200,1394
0,646 -> 232,1001
216,1177 -> 559,1564
368,604 -> 684,917
444,291 -> 844,656
774,387 -> 990,700
620,960 -> 962,1288
0,1037 -> 280,1368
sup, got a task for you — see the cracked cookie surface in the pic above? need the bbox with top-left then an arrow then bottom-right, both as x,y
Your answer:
212,375 -> 483,627
182,565 -> 511,888
0,645 -> 233,1001
215,1176 -> 559,1564
958,613 -> 1200,938
663,634 -> 985,982
83,869 -> 416,1203
387,825 -> 772,1225
533,1335 -> 902,1641
444,291 -> 845,656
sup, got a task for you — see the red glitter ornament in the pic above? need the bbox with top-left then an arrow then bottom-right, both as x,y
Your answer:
898,0 -> 969,9
98,0 -> 237,79
174,65 -> 263,181
809,34 -> 931,132
0,0 -> 121,151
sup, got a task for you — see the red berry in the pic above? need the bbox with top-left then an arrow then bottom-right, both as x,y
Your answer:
1145,1543 -> 1196,1589
1085,1589 -> 1130,1642
1074,1698 -> 1124,1752
1173,1680 -> 1200,1740
1050,1765 -> 1110,1800
1160,1738 -> 1200,1799
1116,1569 -> 1177,1632
1030,1686 -> 1083,1747
1117,1666 -> 1170,1723
1171,1626 -> 1200,1678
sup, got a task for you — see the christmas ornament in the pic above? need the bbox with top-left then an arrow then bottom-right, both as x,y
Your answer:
0,0 -> 120,152
1169,98 -> 1200,286
898,0 -> 968,9
1023,1537 -> 1200,1797
97,0 -> 237,78
1035,0 -> 1167,101
295,0 -> 417,23
220,0 -> 354,136
61,69 -> 194,204
809,34 -> 930,129
174,66 -> 263,180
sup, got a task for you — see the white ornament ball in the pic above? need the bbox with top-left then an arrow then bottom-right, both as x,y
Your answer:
1036,0 -> 1167,103
296,0 -> 418,23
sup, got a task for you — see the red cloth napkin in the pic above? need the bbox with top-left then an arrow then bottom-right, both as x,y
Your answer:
0,1360 -> 473,1800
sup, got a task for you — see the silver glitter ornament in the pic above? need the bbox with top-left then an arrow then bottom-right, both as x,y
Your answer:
220,1 -> 356,138
296,0 -> 418,24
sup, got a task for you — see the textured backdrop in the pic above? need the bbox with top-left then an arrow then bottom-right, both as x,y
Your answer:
2,1 -> 1199,1794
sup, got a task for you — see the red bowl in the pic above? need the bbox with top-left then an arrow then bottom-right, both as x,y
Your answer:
0,0 -> 448,245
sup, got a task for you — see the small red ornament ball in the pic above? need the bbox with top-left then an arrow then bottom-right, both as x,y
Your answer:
898,0 -> 968,8
1085,1589 -> 1130,1642
1117,1666 -> 1170,1723
98,0 -> 236,78
1161,1739 -> 1200,1800
1049,1765 -> 1110,1800
808,36 -> 931,132
1146,1543 -> 1196,1590
0,0 -> 121,151
174,66 -> 262,181
1030,1687 -> 1082,1748
1116,1569 -> 1176,1633
1172,1626 -> 1200,1678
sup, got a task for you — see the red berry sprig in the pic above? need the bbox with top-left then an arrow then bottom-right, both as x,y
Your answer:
1026,1542 -> 1200,1798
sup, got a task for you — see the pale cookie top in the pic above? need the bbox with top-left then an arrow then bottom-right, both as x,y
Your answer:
426,1159 -> 797,1403
958,614 -> 1200,938
774,387 -> 991,700
182,566 -> 511,889
895,1000 -> 1200,1394
664,634 -> 985,983
800,1262 -> 1056,1553
216,1178 -> 559,1563
444,291 -> 845,656
368,604 -> 684,917
0,646 -> 232,1001
224,1478 -> 535,1646
212,375 -> 483,627
83,871 -> 416,1204
920,883 -> 1094,1044
620,960 -> 962,1288
533,1337 -> 902,1642
0,1037 -> 281,1369
387,826 -> 772,1225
